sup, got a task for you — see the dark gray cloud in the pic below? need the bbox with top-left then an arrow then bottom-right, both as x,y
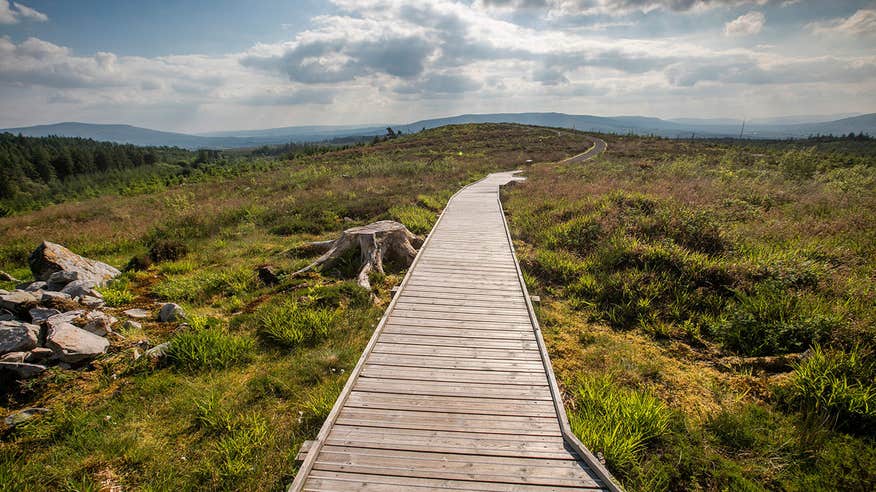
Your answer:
241,35 -> 434,83
395,73 -> 483,94
238,88 -> 336,105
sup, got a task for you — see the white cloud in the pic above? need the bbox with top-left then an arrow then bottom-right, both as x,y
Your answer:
0,0 -> 873,132
724,11 -> 765,36
810,9 -> 876,36
0,0 -> 48,24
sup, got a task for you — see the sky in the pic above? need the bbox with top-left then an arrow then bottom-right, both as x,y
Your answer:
0,0 -> 874,133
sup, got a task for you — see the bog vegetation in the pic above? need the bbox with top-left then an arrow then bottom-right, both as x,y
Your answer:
504,134 -> 876,490
0,124 -> 583,490
1,125 -> 874,490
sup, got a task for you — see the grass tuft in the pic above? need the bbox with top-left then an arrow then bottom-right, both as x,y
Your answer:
257,300 -> 337,348
569,375 -> 671,473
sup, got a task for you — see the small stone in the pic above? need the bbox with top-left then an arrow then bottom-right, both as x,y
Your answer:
46,322 -> 109,363
0,290 -> 39,316
123,308 -> 151,319
0,351 -> 27,362
0,320 -> 40,355
79,296 -> 105,308
122,320 -> 142,331
26,347 -> 54,362
0,311 -> 13,322
0,361 -> 46,379
41,291 -> 73,303
45,310 -> 85,331
24,281 -> 47,292
29,307 -> 61,324
4,407 -> 49,427
61,280 -> 101,299
81,311 -> 117,337
158,303 -> 185,323
145,341 -> 170,359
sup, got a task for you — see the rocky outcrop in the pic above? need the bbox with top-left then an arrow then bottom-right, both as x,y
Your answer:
45,322 -> 109,363
0,320 -> 40,355
29,241 -> 120,286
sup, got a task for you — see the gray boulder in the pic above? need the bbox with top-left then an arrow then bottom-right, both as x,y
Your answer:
24,281 -> 47,292
5,407 -> 49,426
158,303 -> 185,322
0,321 -> 40,355
0,290 -> 39,316
46,270 -> 80,291
29,307 -> 61,324
0,361 -> 46,379
46,322 -> 109,363
28,241 -> 120,286
61,280 -> 101,299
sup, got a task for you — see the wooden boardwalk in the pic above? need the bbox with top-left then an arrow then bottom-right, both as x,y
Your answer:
292,141 -> 618,491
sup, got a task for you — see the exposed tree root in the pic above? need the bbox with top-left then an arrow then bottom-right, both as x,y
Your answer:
293,220 -> 423,294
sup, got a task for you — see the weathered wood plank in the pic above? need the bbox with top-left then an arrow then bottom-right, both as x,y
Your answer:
346,391 -> 557,417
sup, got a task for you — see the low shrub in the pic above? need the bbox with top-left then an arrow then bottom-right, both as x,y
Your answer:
715,283 -> 837,356
148,239 -> 188,262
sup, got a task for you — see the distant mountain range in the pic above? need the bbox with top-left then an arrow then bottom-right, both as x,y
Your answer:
4,113 -> 874,150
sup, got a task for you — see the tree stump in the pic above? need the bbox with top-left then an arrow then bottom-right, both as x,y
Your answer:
293,220 -> 423,292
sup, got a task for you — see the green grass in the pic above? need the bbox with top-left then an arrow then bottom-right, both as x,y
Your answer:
569,375 -> 671,473
505,133 -> 876,490
96,279 -> 136,307
389,204 -> 436,234
257,300 -> 338,348
167,324 -> 254,371
789,344 -> 876,431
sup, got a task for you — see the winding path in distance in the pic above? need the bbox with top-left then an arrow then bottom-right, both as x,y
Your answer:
290,135 -> 615,491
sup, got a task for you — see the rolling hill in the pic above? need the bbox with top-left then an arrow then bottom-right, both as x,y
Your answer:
4,113 -> 874,149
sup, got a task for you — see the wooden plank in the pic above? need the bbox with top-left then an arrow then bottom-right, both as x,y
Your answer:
305,470 -> 603,491
392,303 -> 530,317
304,470 -> 593,492
336,409 -> 560,436
346,391 -> 557,417
372,343 -> 542,361
389,310 -> 532,323
366,353 -> 544,371
361,365 -> 548,385
354,378 -> 553,400
382,325 -> 535,340
378,333 -> 539,350
314,448 -> 601,487
383,317 -> 534,331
